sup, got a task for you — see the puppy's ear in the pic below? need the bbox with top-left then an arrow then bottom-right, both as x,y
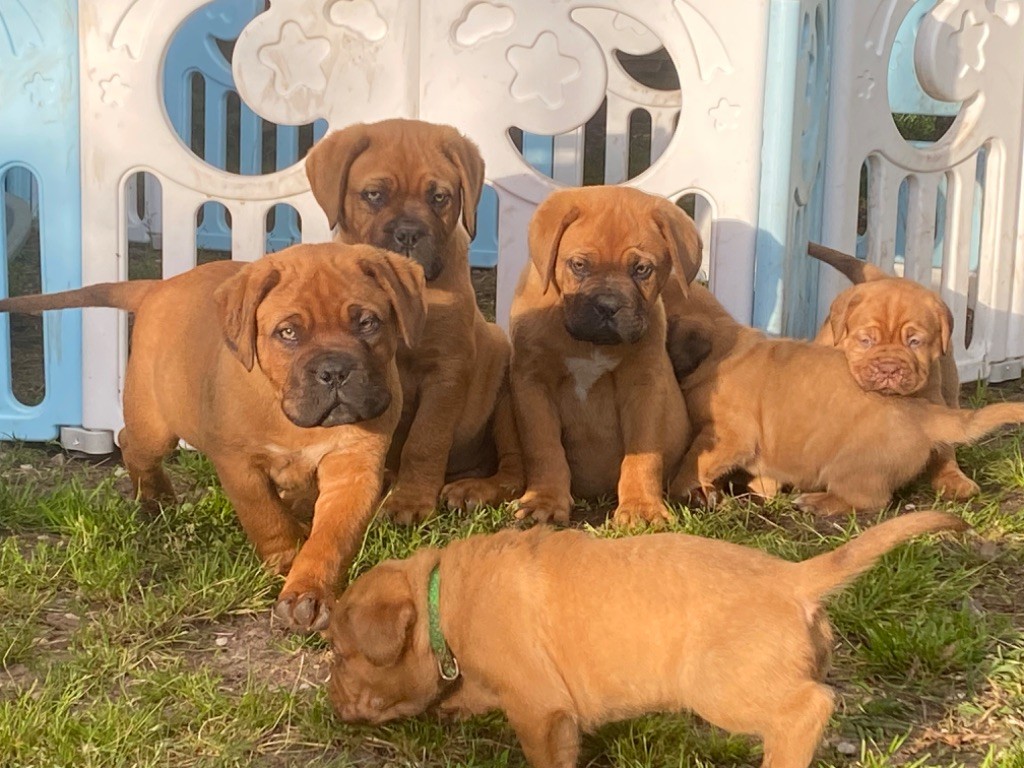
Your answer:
305,128 -> 371,232
528,196 -> 580,295
344,572 -> 417,667
213,263 -> 281,372
933,296 -> 954,356
666,316 -> 714,381
827,290 -> 863,344
359,250 -> 428,348
444,133 -> 485,240
654,201 -> 703,285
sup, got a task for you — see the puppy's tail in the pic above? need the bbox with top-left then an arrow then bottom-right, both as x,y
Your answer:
920,401 -> 1024,446
808,242 -> 889,283
796,511 -> 968,600
0,281 -> 157,315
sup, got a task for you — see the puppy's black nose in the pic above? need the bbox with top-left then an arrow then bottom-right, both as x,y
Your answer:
393,223 -> 426,249
310,354 -> 355,388
591,293 -> 625,319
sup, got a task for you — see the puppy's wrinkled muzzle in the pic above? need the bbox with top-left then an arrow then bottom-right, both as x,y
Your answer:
283,351 -> 391,427
853,356 -> 922,396
563,292 -> 647,345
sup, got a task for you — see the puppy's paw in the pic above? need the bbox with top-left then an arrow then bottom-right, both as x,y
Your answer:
381,486 -> 438,525
511,489 -> 572,525
273,589 -> 332,633
793,492 -> 855,517
932,468 -> 981,501
441,475 -> 519,512
612,499 -> 674,528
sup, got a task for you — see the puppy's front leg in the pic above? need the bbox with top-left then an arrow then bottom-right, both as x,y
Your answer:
613,370 -> 679,527
275,443 -> 387,631
506,705 -> 580,768
512,372 -> 573,524
384,375 -> 466,524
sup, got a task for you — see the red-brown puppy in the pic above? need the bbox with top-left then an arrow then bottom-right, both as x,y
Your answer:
811,242 -> 977,499
327,512 -> 966,768
508,186 -> 701,526
305,119 -> 522,523
0,244 -> 424,631
665,284 -> 1024,515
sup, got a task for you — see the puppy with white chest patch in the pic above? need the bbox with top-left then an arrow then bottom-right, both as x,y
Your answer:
509,186 -> 702,526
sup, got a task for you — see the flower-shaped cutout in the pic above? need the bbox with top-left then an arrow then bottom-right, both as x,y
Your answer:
328,0 -> 387,42
454,3 -> 514,47
25,73 -> 56,108
856,70 -> 875,99
952,10 -> 989,77
257,22 -> 331,98
99,75 -> 130,107
507,32 -> 581,109
708,98 -> 740,131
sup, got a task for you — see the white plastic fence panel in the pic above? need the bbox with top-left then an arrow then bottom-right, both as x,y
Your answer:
819,0 -> 1024,383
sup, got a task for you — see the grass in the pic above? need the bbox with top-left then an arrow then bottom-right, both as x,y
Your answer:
2,382 -> 1024,767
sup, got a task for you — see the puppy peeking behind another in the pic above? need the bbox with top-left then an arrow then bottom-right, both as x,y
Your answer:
327,512 -> 967,768
809,242 -> 978,500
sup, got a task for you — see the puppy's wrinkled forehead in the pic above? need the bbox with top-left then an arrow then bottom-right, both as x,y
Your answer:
846,282 -> 942,337
349,137 -> 460,192
559,207 -> 664,259
258,259 -> 389,325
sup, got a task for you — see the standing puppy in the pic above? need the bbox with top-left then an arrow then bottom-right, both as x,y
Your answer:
306,119 -> 522,522
810,242 -> 976,499
510,187 -> 701,526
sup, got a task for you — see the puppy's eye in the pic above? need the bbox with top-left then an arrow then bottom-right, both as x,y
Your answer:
362,189 -> 385,206
357,312 -> 381,335
276,326 -> 298,343
859,336 -> 874,348
633,263 -> 654,280
567,257 -> 588,278
907,337 -> 922,349
431,191 -> 450,206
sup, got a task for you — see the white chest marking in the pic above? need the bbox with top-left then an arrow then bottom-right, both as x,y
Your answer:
565,350 -> 620,401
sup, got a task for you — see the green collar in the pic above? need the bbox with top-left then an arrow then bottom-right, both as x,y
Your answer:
428,565 -> 460,681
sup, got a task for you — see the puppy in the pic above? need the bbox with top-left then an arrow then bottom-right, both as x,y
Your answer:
327,512 -> 966,768
665,284 -> 1024,515
509,186 -> 701,526
0,244 -> 424,631
305,119 -> 522,523
810,242 -> 977,499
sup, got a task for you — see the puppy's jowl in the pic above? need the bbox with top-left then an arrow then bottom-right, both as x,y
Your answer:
306,118 -> 523,523
509,186 -> 702,527
0,244 -> 425,632
327,513 -> 966,768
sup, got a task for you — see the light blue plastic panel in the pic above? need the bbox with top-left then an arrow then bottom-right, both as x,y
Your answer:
888,0 -> 960,117
163,0 -> 327,253
753,0 -> 831,338
0,0 -> 83,441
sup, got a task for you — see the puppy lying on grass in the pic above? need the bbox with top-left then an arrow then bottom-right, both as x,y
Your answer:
327,511 -> 966,768
665,284 -> 1024,515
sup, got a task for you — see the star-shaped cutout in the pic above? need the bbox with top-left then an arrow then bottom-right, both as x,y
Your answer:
708,98 -> 740,131
257,22 -> 331,98
25,73 -> 57,108
856,70 -> 875,99
508,32 -> 581,109
953,10 -> 989,77
99,75 -> 130,106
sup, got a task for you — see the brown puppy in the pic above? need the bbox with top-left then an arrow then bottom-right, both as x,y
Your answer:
0,244 -> 424,631
810,242 -> 977,499
509,186 -> 701,526
665,284 -> 1024,514
305,119 -> 522,523
327,512 -> 966,768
